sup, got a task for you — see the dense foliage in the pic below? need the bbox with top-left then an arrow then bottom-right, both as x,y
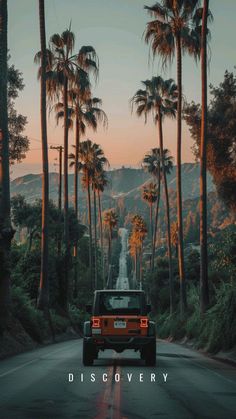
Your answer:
8,57 -> 29,164
184,70 -> 236,212
9,196 -> 93,341
146,225 -> 236,352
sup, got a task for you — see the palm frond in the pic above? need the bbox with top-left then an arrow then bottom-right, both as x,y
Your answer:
61,30 -> 75,54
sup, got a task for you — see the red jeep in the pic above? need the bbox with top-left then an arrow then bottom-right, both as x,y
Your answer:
83,290 -> 156,366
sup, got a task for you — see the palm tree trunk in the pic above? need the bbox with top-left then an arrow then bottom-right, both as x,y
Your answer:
158,109 -> 174,314
63,76 -> 69,311
134,249 -> 137,287
74,112 -> 79,219
57,145 -> 62,256
87,179 -> 93,289
200,0 -> 209,314
37,0 -> 49,310
152,172 -> 161,271
108,227 -> 112,287
149,202 -> 153,245
176,34 -> 187,314
73,112 -> 80,298
139,244 -> 143,290
93,190 -> 98,289
0,0 -> 14,332
98,191 -> 105,288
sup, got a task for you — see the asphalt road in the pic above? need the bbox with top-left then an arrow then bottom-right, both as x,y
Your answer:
0,338 -> 236,419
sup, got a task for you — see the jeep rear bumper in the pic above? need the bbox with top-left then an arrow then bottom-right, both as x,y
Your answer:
84,335 -> 156,351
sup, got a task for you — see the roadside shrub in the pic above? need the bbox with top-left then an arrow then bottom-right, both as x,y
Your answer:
11,286 -> 47,342
157,311 -> 186,340
199,283 -> 236,352
69,305 -> 87,332
50,310 -> 70,334
185,285 -> 202,340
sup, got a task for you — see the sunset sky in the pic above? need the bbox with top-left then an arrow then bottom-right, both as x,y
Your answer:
8,0 -> 236,179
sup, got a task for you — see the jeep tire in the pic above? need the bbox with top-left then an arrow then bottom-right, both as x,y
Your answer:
83,339 -> 95,366
145,340 -> 156,366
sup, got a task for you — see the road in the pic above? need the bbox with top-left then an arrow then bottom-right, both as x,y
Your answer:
0,338 -> 236,418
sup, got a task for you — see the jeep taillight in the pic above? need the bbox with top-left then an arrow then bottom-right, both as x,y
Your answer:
92,317 -> 101,328
140,318 -> 148,328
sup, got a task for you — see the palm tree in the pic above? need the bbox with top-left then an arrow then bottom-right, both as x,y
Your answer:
35,30 -> 99,308
143,149 -> 161,271
171,221 -> 179,257
103,209 -> 118,288
130,215 -> 148,289
70,140 -> 108,289
37,0 -> 49,311
131,76 -> 177,313
129,233 -> 139,286
144,0 -> 200,313
199,0 -> 210,313
55,95 -> 108,218
91,168 -> 109,291
142,148 -> 174,271
72,96 -> 107,220
142,181 -> 158,247
0,0 -> 15,331
92,170 -> 108,288
55,95 -> 107,294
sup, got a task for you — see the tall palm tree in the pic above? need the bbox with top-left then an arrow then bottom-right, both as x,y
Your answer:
55,95 -> 107,293
131,76 -> 176,314
130,215 -> 148,289
35,31 -> 99,308
142,182 -> 158,246
171,221 -> 179,257
144,0 -> 200,313
37,0 -> 49,310
92,170 -> 108,288
103,209 -> 118,288
0,0 -> 14,331
91,168 -> 108,291
70,140 -> 108,289
129,233 -> 138,286
71,96 -> 107,220
55,95 -> 108,218
143,148 -> 173,271
199,0 -> 210,313
143,149 -> 161,271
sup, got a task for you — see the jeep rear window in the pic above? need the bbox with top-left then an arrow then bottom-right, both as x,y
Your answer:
98,293 -> 141,315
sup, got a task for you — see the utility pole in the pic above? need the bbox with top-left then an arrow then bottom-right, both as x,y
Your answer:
50,146 -> 63,256
50,146 -> 63,211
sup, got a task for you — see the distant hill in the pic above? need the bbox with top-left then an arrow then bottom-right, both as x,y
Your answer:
11,163 -> 234,235
10,163 -> 215,203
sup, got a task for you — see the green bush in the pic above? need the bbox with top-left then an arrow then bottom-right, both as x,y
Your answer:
50,310 -> 70,334
11,286 -> 48,342
157,311 -> 186,340
199,283 -> 236,352
185,285 -> 202,340
69,304 -> 87,331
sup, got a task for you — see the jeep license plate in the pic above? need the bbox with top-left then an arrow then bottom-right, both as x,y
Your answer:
114,321 -> 126,328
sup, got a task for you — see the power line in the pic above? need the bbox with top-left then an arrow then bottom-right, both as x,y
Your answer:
28,147 -> 61,151
28,136 -> 61,146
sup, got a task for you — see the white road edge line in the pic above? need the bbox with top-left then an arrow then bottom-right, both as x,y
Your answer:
190,360 -> 236,385
0,340 -> 79,378
158,339 -> 236,385
0,359 -> 38,378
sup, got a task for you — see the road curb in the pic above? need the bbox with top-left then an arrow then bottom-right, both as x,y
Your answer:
210,355 -> 236,368
158,338 -> 236,369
